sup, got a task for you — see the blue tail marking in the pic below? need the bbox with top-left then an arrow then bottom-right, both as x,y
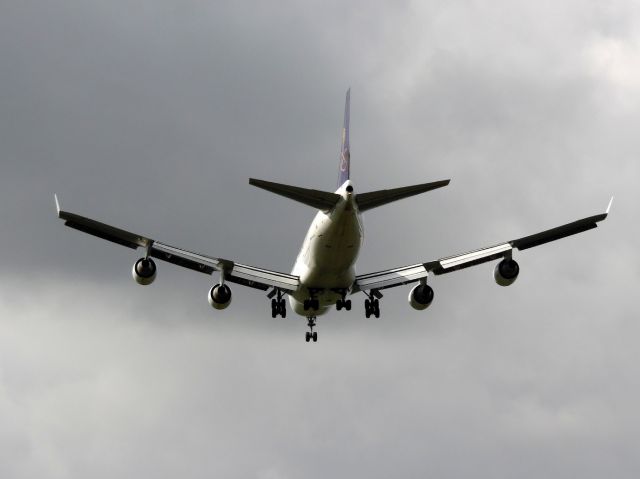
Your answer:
338,88 -> 351,187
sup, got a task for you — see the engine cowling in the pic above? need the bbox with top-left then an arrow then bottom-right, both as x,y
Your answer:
208,284 -> 232,310
132,258 -> 157,285
408,283 -> 434,310
494,259 -> 519,286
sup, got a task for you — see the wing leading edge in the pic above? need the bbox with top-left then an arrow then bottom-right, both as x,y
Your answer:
55,195 -> 299,292
353,200 -> 612,293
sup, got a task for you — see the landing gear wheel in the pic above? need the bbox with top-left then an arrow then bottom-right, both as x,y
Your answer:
280,299 -> 286,318
345,299 -> 352,311
312,332 -> 318,342
373,299 -> 380,318
336,300 -> 343,311
305,332 -> 311,342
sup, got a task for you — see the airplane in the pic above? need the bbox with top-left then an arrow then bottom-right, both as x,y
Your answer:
55,89 -> 612,342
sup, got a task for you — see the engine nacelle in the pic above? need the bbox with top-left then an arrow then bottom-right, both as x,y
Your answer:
494,259 -> 519,287
132,258 -> 157,285
408,283 -> 434,310
208,284 -> 232,310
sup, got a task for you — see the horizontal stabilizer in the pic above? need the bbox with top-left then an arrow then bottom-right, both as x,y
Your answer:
356,179 -> 450,212
249,178 -> 342,210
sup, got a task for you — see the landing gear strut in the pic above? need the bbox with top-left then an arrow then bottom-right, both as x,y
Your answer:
364,289 -> 383,318
268,288 -> 287,318
305,316 -> 318,342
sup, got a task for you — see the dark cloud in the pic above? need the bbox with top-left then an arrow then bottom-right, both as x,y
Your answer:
0,0 -> 638,477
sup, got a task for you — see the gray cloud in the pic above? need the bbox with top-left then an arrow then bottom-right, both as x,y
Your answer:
0,0 -> 638,477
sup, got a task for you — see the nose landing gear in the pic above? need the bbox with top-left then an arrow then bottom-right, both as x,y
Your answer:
305,316 -> 318,342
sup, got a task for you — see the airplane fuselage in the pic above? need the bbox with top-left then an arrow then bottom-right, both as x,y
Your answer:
290,180 -> 363,316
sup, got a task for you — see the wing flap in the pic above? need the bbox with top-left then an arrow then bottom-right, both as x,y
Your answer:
432,243 -> 512,274
58,210 -> 150,250
229,263 -> 299,292
150,242 -> 218,274
510,213 -> 606,251
353,264 -> 428,292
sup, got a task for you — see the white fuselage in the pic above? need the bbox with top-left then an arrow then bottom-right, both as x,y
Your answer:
289,180 -> 363,316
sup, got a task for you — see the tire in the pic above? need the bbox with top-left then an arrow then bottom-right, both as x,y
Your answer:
345,300 -> 352,311
305,332 -> 311,342
312,332 -> 318,342
374,300 -> 381,318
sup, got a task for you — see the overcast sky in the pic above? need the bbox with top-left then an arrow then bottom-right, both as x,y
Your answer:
0,1 -> 639,477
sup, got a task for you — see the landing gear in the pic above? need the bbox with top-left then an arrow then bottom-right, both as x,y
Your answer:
305,317 -> 318,342
364,289 -> 383,318
336,299 -> 352,311
303,298 -> 320,311
271,298 -> 286,318
303,288 -> 322,312
334,289 -> 352,311
364,299 -> 380,318
268,289 -> 287,318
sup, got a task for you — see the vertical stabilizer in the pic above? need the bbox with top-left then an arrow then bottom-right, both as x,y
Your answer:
337,88 -> 351,187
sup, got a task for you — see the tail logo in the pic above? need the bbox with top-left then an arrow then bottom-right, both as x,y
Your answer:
340,128 -> 350,172
340,152 -> 349,172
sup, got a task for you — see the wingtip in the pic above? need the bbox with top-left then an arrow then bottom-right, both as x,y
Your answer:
54,194 -> 61,216
606,196 -> 614,215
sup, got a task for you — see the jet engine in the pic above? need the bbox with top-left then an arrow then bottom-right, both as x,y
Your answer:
208,284 -> 232,310
132,257 -> 157,285
494,258 -> 519,287
408,283 -> 434,310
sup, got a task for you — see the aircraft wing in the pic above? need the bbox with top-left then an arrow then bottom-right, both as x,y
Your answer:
353,199 -> 612,293
55,195 -> 299,292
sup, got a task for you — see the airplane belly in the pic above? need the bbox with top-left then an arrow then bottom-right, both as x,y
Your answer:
289,198 -> 363,317
305,213 -> 362,280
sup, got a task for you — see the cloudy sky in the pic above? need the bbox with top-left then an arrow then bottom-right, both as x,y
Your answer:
1,0 -> 639,477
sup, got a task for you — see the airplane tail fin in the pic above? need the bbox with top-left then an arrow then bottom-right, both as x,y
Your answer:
337,88 -> 351,188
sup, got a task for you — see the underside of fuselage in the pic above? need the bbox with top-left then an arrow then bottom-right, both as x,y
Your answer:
289,181 -> 363,317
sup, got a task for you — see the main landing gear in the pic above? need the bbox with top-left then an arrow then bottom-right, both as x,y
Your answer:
303,298 -> 320,311
334,289 -> 352,311
364,289 -> 383,318
303,288 -> 322,311
268,288 -> 287,318
305,317 -> 318,342
336,298 -> 352,310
